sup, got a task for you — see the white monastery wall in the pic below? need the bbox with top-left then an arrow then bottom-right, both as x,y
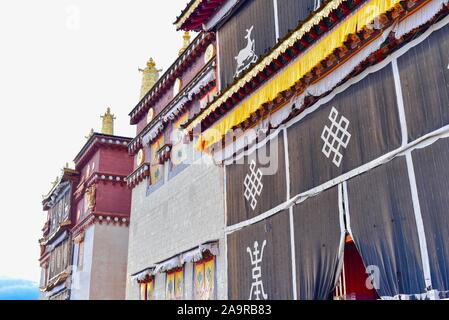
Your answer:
71,224 -> 129,300
70,226 -> 94,300
89,224 -> 129,300
126,159 -> 226,300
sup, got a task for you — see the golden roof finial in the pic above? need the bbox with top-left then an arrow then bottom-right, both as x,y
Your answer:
51,176 -> 59,187
101,108 -> 116,135
179,31 -> 191,56
85,128 -> 94,139
139,58 -> 161,99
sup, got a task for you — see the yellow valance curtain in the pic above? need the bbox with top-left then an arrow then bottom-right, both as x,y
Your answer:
197,0 -> 402,151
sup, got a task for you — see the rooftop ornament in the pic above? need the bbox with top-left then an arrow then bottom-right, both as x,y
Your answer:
101,107 -> 116,135
139,58 -> 162,99
179,31 -> 192,56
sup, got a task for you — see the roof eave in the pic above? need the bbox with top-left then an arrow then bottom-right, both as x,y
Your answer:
175,0 -> 228,31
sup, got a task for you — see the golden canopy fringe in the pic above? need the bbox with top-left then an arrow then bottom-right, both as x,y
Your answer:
195,0 -> 403,151
185,0 -> 347,133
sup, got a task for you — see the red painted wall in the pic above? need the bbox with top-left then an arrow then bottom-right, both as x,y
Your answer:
74,141 -> 133,223
98,147 -> 133,176
78,151 -> 100,182
95,182 -> 131,215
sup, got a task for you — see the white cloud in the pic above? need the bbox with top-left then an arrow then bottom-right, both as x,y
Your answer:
0,278 -> 39,300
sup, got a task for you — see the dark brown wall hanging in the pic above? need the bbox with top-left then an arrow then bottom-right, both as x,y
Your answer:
288,65 -> 402,195
293,186 -> 342,300
398,23 -> 449,142
227,211 -> 293,300
226,134 -> 287,226
412,138 -> 449,292
346,156 -> 426,296
277,0 -> 316,40
217,0 -> 276,89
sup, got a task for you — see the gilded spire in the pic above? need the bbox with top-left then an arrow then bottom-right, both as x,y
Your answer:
60,162 -> 70,176
101,108 -> 116,135
51,176 -> 59,187
139,58 -> 161,99
178,31 -> 191,56
85,128 -> 94,139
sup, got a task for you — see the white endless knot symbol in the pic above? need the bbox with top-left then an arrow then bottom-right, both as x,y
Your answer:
244,160 -> 263,210
321,107 -> 351,167
247,240 -> 268,300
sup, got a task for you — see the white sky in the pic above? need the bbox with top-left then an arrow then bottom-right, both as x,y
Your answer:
0,0 -> 191,282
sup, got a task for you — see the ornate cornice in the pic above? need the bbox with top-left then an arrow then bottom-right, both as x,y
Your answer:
72,212 -> 130,238
175,0 -> 228,31
182,0 -> 354,133
73,172 -> 128,201
175,0 -> 204,29
40,221 -> 71,247
128,64 -> 216,156
74,133 -> 131,168
198,0 -> 446,151
126,163 -> 151,188
42,172 -> 78,210
129,32 -> 215,125
40,270 -> 70,293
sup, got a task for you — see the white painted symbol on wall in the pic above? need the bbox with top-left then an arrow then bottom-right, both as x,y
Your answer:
244,160 -> 264,210
321,107 -> 352,167
247,240 -> 268,300
234,25 -> 258,78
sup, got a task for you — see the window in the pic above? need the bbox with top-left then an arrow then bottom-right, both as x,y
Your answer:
83,193 -> 89,217
48,241 -> 69,280
62,241 -> 68,269
170,113 -> 189,169
140,282 -> 147,301
166,268 -> 184,300
56,247 -> 61,270
63,191 -> 70,220
146,279 -> 154,301
138,279 -> 154,301
150,136 -> 164,185
194,257 -> 216,300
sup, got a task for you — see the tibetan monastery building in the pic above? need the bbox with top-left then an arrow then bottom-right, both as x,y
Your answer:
40,168 -> 78,300
39,0 -> 449,301
39,110 -> 133,300
125,32 -> 226,300
177,0 -> 449,300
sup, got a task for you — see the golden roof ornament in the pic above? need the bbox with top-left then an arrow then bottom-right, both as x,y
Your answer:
85,128 -> 94,139
139,58 -> 161,99
178,31 -> 191,56
51,176 -> 59,187
60,163 -> 68,175
101,107 -> 116,135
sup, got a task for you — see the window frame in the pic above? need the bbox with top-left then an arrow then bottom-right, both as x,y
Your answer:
193,255 -> 217,300
165,267 -> 185,300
